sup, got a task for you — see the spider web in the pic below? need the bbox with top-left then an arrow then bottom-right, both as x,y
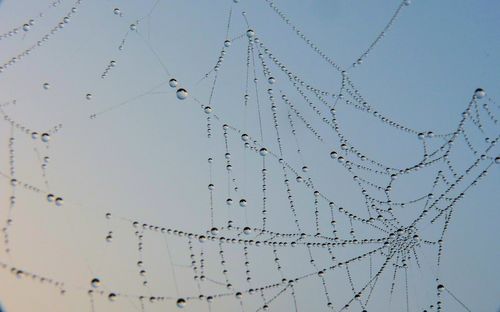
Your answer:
0,0 -> 498,311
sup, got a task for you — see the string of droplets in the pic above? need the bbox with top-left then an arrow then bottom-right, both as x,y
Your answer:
0,1 -> 498,312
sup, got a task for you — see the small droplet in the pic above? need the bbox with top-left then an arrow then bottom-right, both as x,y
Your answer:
113,8 -> 120,15
108,293 -> 117,301
130,24 -> 137,31
239,199 -> 247,207
176,298 -> 186,308
23,24 -> 31,32
47,194 -> 55,202
268,77 -> 275,84
210,227 -> 219,235
474,88 -> 486,99
91,278 -> 100,288
243,227 -> 252,235
204,106 -> 212,114
176,88 -> 188,100
55,197 -> 64,207
86,93 -> 92,100
41,133 -> 50,142
43,83 -> 50,90
259,148 -> 268,156
169,78 -> 178,88
224,40 -> 231,47
246,29 -> 255,38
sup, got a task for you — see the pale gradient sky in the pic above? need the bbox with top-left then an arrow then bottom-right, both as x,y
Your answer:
0,0 -> 499,311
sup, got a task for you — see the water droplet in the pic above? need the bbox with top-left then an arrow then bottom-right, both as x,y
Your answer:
208,183 -> 215,190
204,106 -> 212,114
495,156 -> 500,164
86,93 -> 92,100
224,40 -> 231,47
43,83 -> 50,90
55,197 -> 64,207
23,24 -> 30,32
91,278 -> 100,288
246,29 -> 255,38
169,79 -> 178,88
130,24 -> 137,31
176,298 -> 186,308
176,88 -> 188,100
31,132 -> 39,139
210,227 -> 219,235
108,293 -> 117,301
259,147 -> 268,156
268,77 -> 275,84
239,199 -> 247,207
41,133 -> 50,142
243,227 -> 252,235
47,194 -> 55,202
474,88 -> 485,99
241,134 -> 249,141
113,8 -> 120,15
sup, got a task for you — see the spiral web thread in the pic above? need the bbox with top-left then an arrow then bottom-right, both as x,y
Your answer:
0,0 -> 498,311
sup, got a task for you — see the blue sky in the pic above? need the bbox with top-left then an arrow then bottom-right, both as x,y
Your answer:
0,0 -> 498,311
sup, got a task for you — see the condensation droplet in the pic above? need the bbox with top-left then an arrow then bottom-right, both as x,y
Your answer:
474,88 -> 486,99
41,133 -> 50,143
176,298 -> 186,308
55,197 -> 64,207
169,79 -> 178,88
91,278 -> 100,288
176,88 -> 188,100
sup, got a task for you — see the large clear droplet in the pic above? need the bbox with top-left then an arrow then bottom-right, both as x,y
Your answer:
176,298 -> 186,308
474,88 -> 486,99
41,133 -> 50,143
169,79 -> 178,88
176,88 -> 188,100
